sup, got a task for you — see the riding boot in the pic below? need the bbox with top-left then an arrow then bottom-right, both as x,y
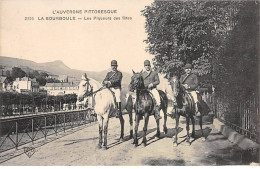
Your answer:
116,102 -> 122,118
154,105 -> 162,120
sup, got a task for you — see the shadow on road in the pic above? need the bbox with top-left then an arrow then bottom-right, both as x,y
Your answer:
142,157 -> 186,166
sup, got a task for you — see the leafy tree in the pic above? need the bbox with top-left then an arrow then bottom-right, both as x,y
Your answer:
46,78 -> 61,83
215,1 -> 259,100
5,70 -> 13,82
36,76 -> 47,86
40,72 -> 49,78
142,1 -> 242,77
11,67 -> 26,79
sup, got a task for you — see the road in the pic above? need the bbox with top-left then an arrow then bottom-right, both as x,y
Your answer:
1,113 -> 252,166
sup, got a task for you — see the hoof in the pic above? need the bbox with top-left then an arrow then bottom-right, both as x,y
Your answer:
185,141 -> 191,146
102,146 -> 107,150
163,127 -> 168,134
156,132 -> 160,138
191,133 -> 195,138
129,131 -> 133,139
142,139 -> 147,147
133,139 -> 138,146
119,137 -> 125,142
129,134 -> 133,139
201,137 -> 206,141
173,142 -> 178,147
97,144 -> 102,149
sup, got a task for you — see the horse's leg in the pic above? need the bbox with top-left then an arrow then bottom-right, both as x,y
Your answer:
103,114 -> 109,150
133,113 -> 140,147
128,108 -> 134,139
185,116 -> 191,146
155,115 -> 160,138
199,116 -> 205,141
142,113 -> 149,146
162,106 -> 168,134
97,115 -> 103,149
173,113 -> 180,147
191,115 -> 196,138
119,111 -> 125,141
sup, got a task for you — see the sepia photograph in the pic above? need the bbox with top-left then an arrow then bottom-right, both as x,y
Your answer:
0,0 -> 259,166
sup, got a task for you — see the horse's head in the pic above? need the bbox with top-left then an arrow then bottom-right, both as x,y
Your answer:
170,76 -> 186,107
129,70 -> 145,92
77,75 -> 93,102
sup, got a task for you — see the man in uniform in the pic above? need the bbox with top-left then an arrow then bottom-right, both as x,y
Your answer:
141,60 -> 162,120
103,60 -> 123,118
180,63 -> 201,116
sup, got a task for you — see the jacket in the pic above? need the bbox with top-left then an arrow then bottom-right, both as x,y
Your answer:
103,71 -> 122,89
141,70 -> 160,89
180,73 -> 198,91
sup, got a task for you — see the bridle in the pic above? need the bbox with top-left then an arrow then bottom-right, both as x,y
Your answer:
82,79 -> 105,98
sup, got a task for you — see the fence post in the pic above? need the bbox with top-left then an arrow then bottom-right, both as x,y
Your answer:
63,113 -> 66,132
44,117 -> 47,139
54,115 -> 57,135
32,118 -> 34,143
15,121 -> 18,149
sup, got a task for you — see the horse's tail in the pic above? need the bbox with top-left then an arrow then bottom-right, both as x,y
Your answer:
158,90 -> 168,111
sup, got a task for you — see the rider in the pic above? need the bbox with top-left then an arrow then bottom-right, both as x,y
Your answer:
180,63 -> 201,117
102,60 -> 123,118
141,60 -> 162,120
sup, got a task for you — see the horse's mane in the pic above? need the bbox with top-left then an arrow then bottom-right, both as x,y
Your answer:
87,77 -> 103,90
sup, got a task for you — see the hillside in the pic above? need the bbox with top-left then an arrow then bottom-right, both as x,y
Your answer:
0,56 -> 132,89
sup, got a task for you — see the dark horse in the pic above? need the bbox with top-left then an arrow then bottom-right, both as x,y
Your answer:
129,71 -> 168,147
171,77 -> 205,146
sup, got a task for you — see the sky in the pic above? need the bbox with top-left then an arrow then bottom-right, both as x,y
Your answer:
0,0 -> 154,73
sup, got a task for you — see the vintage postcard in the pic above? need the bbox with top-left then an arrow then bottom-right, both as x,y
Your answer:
0,0 -> 259,166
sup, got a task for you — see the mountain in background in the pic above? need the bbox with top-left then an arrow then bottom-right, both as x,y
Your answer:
0,56 -> 132,89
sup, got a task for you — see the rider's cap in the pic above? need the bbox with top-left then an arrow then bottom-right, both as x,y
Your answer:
81,73 -> 87,80
184,63 -> 192,69
111,60 -> 118,66
144,60 -> 151,66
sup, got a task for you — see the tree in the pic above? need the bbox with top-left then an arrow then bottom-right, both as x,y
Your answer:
215,1 -> 259,100
40,72 -> 49,78
46,78 -> 61,83
6,70 -> 13,82
142,1 -> 242,78
36,76 -> 47,86
11,67 -> 26,79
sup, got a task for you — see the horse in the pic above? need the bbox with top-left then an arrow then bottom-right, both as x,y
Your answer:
77,76 -> 126,150
129,70 -> 168,147
171,77 -> 205,146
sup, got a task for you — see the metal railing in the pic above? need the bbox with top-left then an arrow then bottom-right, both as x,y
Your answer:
0,109 -> 97,153
204,92 -> 259,144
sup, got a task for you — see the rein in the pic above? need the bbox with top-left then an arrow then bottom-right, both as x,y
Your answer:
83,81 -> 105,98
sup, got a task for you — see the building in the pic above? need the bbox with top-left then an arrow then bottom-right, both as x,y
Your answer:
0,76 -> 8,91
58,75 -> 69,83
42,82 -> 79,96
12,77 -> 39,93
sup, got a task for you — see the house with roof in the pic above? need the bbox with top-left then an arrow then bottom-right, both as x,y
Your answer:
41,82 -> 79,96
12,77 -> 39,93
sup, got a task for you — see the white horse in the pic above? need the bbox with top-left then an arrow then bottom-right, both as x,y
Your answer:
157,73 -> 176,103
77,76 -> 116,150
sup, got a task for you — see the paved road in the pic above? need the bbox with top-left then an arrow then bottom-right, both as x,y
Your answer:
1,114 -> 251,166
